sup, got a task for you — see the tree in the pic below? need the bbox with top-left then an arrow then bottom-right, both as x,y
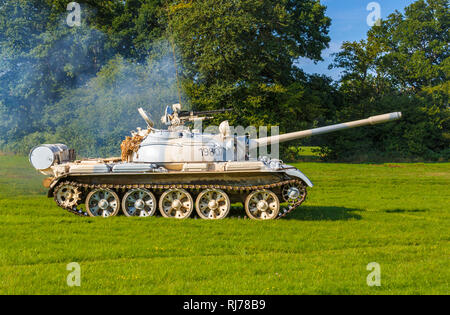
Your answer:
0,1 -> 166,150
0,1 -> 113,144
368,0 -> 449,91
168,0 -> 331,127
103,0 -> 165,60
37,42 -> 181,157
324,0 -> 449,161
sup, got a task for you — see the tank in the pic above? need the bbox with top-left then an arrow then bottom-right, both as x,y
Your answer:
30,105 -> 402,220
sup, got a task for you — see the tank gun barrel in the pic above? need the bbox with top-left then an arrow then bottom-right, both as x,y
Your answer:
256,112 -> 402,147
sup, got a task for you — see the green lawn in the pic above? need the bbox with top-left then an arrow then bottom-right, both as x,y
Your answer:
0,155 -> 448,295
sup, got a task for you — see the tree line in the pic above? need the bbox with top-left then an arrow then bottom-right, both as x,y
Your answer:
0,0 -> 448,161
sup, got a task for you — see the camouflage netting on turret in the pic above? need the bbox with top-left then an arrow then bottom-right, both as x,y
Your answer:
121,135 -> 144,162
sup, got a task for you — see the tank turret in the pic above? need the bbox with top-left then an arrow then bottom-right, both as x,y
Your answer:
30,104 -> 402,221
129,107 -> 402,164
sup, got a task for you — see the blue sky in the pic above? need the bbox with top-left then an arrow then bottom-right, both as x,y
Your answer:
298,0 -> 417,80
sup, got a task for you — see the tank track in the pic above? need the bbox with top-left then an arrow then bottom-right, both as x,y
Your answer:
54,179 -> 307,219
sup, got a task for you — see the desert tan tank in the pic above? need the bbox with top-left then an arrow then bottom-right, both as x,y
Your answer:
29,105 -> 402,220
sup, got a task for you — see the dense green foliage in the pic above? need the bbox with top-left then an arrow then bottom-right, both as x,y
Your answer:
0,0 -> 448,160
324,0 -> 449,161
0,0 -> 173,156
168,0 -> 331,126
0,155 -> 448,294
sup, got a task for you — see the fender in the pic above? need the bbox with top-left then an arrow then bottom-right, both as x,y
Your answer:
285,167 -> 314,188
47,177 -> 66,198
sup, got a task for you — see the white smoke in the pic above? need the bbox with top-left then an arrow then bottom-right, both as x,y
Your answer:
0,3 -> 185,157
42,40 -> 186,158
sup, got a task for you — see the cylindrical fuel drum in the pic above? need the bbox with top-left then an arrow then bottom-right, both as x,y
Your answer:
29,144 -> 69,170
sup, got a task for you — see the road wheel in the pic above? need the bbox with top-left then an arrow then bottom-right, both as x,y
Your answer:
122,189 -> 157,217
159,189 -> 194,219
86,188 -> 120,218
195,189 -> 230,220
245,190 -> 280,220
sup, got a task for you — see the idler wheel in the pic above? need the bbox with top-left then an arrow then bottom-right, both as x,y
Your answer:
282,182 -> 307,204
195,189 -> 230,220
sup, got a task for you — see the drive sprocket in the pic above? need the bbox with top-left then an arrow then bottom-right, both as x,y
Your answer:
54,183 -> 82,209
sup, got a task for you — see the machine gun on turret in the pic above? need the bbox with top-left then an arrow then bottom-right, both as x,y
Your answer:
161,104 -> 233,130
178,108 -> 233,119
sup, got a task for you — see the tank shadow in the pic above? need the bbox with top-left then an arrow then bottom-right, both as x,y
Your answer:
285,206 -> 363,221
385,209 -> 428,214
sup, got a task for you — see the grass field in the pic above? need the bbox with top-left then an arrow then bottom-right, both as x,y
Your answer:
0,155 -> 448,295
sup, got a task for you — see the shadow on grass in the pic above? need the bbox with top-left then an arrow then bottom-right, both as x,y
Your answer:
286,206 -> 363,221
385,209 -> 428,214
228,205 -> 363,221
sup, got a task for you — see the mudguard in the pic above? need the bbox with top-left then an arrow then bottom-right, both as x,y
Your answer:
285,168 -> 314,188
47,177 -> 64,198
